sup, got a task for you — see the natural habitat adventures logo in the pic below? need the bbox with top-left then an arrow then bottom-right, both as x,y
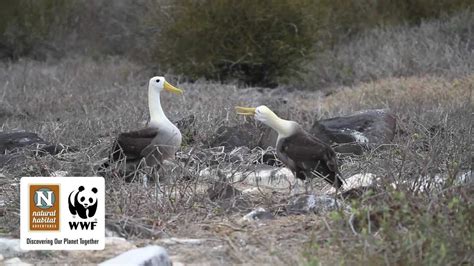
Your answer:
21,177 -> 105,250
29,185 -> 60,231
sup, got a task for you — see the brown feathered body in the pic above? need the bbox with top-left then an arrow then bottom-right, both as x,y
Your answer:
276,125 -> 343,188
111,125 -> 181,167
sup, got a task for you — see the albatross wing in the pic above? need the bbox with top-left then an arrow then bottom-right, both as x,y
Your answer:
140,128 -> 182,165
277,129 -> 343,188
112,126 -> 181,167
112,127 -> 159,162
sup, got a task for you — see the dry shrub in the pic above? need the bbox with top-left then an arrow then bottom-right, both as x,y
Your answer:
148,0 -> 320,87
305,185 -> 473,265
58,0 -> 151,58
148,1 -> 474,87
1,0 -> 472,89
300,11 -> 474,89
0,0 -> 72,59
0,57 -> 472,264
316,0 -> 473,36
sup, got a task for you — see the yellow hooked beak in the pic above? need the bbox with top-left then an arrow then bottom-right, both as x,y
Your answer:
235,106 -> 256,116
164,81 -> 183,95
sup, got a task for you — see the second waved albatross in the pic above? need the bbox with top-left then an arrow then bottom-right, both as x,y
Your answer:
110,76 -> 183,167
236,105 -> 343,188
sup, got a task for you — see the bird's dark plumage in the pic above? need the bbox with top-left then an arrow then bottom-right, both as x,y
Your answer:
276,126 -> 343,188
110,127 -> 175,167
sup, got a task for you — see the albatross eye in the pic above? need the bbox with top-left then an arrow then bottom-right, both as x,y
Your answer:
156,80 -> 160,83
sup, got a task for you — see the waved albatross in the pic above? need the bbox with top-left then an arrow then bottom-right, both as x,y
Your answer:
236,105 -> 343,188
110,76 -> 183,167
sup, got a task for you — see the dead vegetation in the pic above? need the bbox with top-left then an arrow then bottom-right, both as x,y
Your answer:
0,9 -> 473,265
0,54 -> 472,264
300,11 -> 474,90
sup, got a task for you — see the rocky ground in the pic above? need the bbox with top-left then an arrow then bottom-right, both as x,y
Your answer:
0,58 -> 472,265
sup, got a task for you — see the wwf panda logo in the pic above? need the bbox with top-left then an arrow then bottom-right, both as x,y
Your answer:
68,186 -> 98,219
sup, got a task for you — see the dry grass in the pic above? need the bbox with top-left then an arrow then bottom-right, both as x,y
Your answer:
0,8 -> 473,265
3,2 -> 472,89
0,55 -> 472,265
301,11 -> 474,90
321,75 -> 473,114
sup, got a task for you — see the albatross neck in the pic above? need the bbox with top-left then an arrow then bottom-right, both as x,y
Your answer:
148,87 -> 173,127
263,112 -> 297,138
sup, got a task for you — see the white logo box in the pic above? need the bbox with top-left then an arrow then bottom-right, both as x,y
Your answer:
20,177 -> 105,250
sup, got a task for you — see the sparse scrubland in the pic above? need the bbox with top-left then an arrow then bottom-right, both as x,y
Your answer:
0,2 -> 473,265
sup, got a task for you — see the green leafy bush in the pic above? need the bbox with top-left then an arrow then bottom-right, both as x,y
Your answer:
0,0 -> 71,58
151,0 -> 320,87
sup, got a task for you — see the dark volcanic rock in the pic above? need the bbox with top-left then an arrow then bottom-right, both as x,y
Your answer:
208,123 -> 277,152
306,109 -> 397,155
317,109 -> 396,145
311,122 -> 358,143
208,123 -> 264,151
0,132 -> 49,153
332,143 -> 364,155
310,121 -> 364,155
0,132 -> 73,167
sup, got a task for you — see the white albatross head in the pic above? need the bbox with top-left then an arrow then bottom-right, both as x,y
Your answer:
235,105 -> 297,137
147,76 -> 184,127
149,76 -> 183,95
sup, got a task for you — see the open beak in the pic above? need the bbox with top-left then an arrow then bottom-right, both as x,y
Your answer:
164,81 -> 183,95
235,106 -> 256,116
